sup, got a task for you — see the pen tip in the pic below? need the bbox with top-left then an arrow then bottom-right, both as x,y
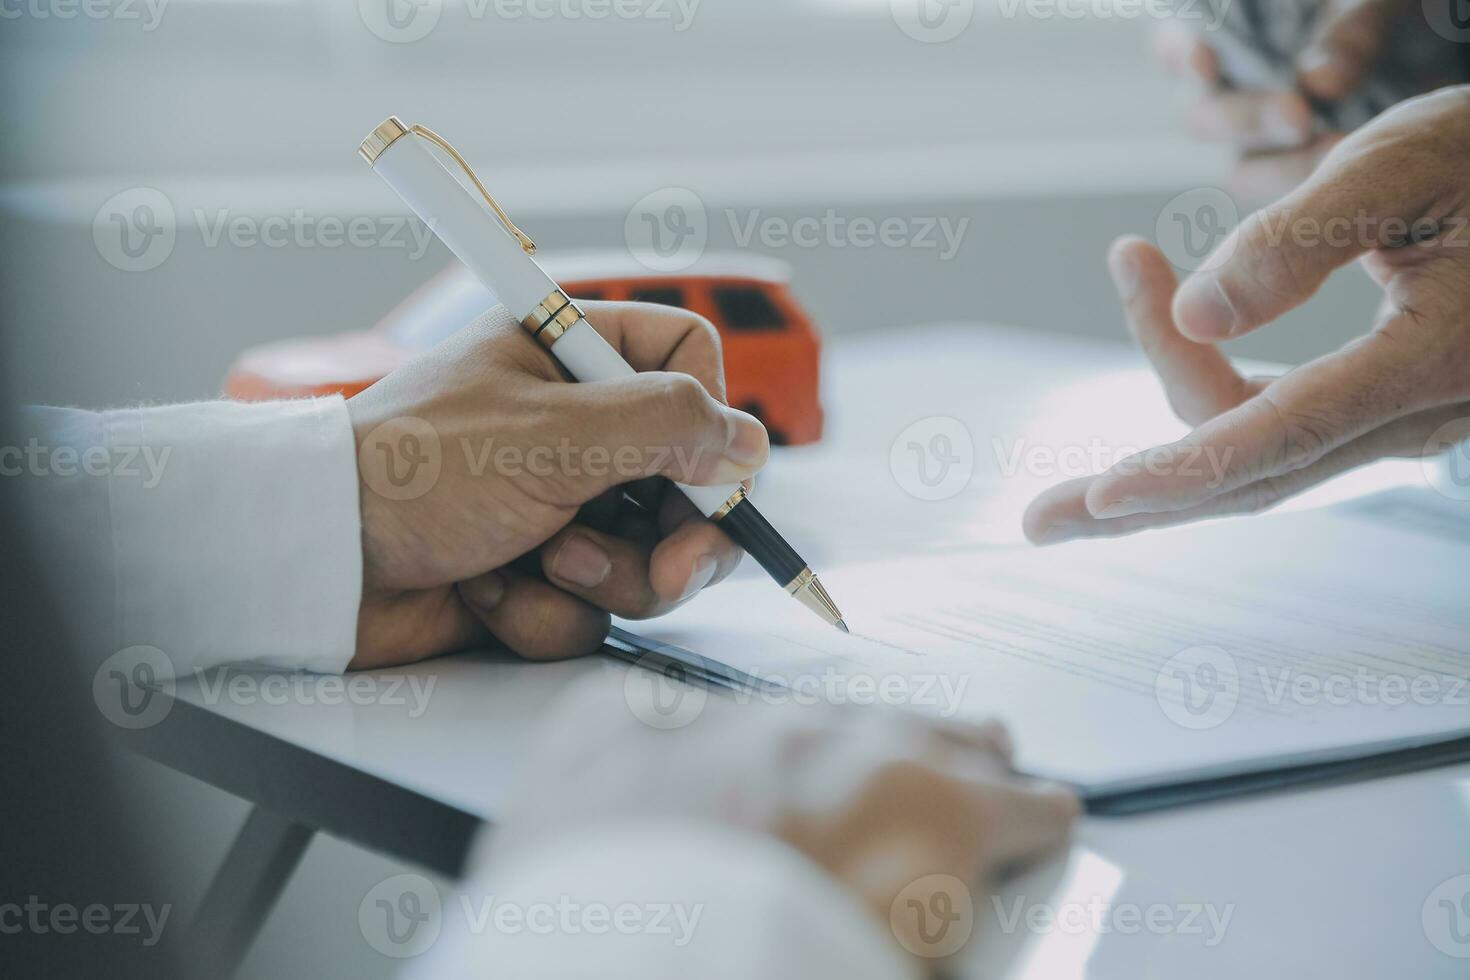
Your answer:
836,619 -> 849,634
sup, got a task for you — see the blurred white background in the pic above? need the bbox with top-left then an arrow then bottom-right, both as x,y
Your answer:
2,0 -> 1378,412
0,1 -> 1384,976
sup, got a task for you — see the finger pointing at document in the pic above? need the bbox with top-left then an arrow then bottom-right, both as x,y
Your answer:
1027,86 -> 1470,545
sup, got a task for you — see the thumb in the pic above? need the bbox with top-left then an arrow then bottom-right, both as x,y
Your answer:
553,371 -> 769,498
1296,0 -> 1393,102
1171,132 -> 1428,341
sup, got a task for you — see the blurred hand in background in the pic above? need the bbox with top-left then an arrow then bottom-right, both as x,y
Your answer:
489,677 -> 1078,973
1154,0 -> 1453,200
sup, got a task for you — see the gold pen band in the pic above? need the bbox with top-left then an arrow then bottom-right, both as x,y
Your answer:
520,288 -> 584,349
521,289 -> 572,333
784,566 -> 815,595
710,486 -> 746,522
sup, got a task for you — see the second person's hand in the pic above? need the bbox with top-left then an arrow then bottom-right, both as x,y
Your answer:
1027,87 -> 1470,544
493,678 -> 1078,973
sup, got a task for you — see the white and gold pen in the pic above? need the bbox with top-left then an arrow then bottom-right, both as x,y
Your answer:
358,117 -> 847,632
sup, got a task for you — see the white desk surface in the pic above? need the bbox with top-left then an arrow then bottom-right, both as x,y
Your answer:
172,322 -> 1470,979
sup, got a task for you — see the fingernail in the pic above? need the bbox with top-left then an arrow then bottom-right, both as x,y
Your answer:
1107,246 -> 1141,300
460,571 -> 506,609
1260,101 -> 1304,147
678,554 -> 718,601
552,534 -> 611,588
1177,275 -> 1238,338
722,408 -> 769,467
1090,498 -> 1141,519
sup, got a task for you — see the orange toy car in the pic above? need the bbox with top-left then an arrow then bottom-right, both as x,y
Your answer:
224,251 -> 824,446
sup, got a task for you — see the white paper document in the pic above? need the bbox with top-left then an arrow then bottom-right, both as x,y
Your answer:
624,491 -> 1470,795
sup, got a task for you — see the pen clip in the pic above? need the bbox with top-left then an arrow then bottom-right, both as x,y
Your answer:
410,123 -> 537,255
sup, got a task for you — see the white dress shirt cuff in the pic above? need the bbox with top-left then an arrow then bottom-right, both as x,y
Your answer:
103,396 -> 362,675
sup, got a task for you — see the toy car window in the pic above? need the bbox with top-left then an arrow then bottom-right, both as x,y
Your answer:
711,286 -> 782,331
629,286 -> 684,308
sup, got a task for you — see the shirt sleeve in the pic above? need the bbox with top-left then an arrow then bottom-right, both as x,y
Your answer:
18,397 -> 362,677
403,821 -> 921,980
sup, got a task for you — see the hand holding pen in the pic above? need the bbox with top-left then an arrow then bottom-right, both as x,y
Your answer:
348,298 -> 770,669
360,118 -> 847,634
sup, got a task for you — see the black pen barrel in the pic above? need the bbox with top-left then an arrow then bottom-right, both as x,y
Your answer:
715,497 -> 807,588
